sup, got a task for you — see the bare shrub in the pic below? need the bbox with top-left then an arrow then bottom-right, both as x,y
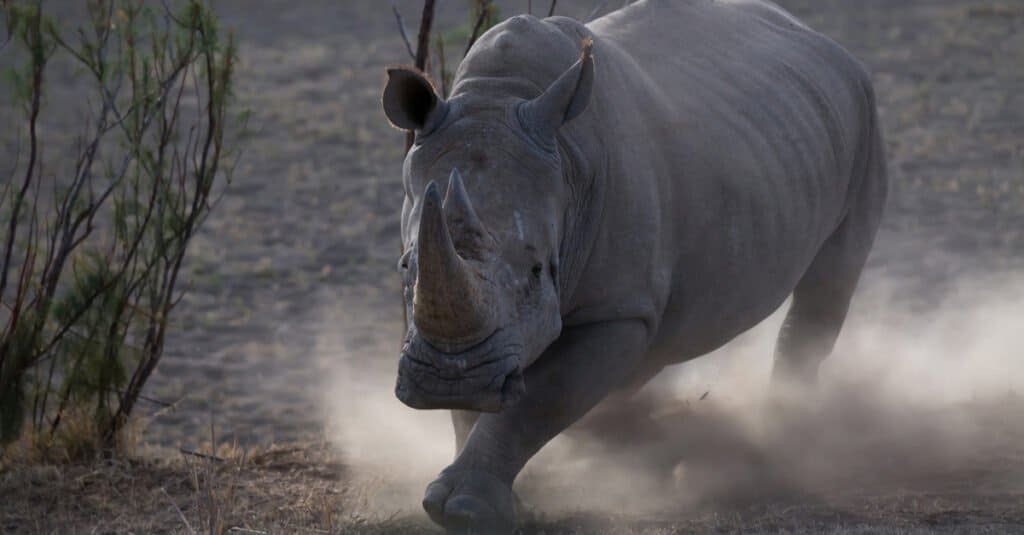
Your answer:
0,0 -> 242,456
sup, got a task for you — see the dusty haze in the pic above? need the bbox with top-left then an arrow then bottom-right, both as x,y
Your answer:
318,268 -> 1024,521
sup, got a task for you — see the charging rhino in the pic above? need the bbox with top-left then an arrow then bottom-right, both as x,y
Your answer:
382,0 -> 887,531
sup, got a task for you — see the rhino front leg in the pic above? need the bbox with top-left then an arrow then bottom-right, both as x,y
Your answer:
451,410 -> 478,455
423,319 -> 650,533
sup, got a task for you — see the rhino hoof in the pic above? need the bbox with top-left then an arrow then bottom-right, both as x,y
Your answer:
422,467 -> 516,534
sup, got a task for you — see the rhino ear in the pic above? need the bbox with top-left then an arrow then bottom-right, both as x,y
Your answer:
383,67 -> 447,132
519,38 -> 595,142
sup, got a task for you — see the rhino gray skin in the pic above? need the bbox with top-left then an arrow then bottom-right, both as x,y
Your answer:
382,0 -> 887,531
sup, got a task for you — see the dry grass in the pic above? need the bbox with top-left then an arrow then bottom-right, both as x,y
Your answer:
2,409 -> 128,466
0,441 -> 429,534
3,431 -> 1024,533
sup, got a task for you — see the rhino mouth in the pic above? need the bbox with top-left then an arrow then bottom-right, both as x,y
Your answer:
395,328 -> 525,412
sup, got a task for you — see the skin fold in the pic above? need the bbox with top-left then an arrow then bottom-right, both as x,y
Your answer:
381,0 -> 888,531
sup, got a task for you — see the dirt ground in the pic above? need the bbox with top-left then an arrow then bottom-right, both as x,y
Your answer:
3,0 -> 1024,533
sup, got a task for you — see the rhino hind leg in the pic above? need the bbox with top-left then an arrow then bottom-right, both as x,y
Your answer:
771,260 -> 860,386
772,126 -> 888,387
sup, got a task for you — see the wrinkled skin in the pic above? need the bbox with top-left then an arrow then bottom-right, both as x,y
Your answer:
381,0 -> 888,532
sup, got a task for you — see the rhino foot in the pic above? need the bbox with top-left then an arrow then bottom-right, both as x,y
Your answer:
422,466 -> 516,534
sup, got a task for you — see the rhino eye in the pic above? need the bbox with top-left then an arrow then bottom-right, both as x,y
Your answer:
531,263 -> 543,278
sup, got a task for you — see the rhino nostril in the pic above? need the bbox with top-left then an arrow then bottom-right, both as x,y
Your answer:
531,263 -> 543,278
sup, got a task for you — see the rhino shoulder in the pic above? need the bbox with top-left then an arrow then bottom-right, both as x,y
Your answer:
456,15 -> 595,90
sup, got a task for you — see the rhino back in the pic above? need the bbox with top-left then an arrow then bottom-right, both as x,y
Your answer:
569,0 -> 878,352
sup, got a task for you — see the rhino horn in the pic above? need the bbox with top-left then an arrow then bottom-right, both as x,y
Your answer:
519,37 -> 595,141
443,169 -> 493,253
414,181 -> 496,351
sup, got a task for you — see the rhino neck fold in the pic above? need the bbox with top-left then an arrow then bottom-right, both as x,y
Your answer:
552,123 -> 604,316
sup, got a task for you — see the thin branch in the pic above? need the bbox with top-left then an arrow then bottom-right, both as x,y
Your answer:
464,0 -> 490,57
405,0 -> 437,152
436,37 -> 448,97
390,2 -> 416,62
111,8 -> 233,437
29,240 -> 155,366
414,0 -> 436,71
160,487 -> 196,535
0,3 -> 15,54
11,179 -> 40,329
0,17 -> 44,314
0,133 -> 20,205
31,21 -> 194,376
72,381 -> 178,408
27,39 -> 181,370
179,448 -> 225,463
0,9 -> 47,377
548,0 -> 557,17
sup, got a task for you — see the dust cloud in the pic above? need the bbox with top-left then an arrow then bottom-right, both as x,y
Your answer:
318,272 -> 1024,518
314,289 -> 454,508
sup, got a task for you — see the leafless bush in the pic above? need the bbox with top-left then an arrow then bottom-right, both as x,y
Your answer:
0,0 -> 242,456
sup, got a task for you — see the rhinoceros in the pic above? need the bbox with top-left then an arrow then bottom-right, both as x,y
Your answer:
381,0 -> 887,531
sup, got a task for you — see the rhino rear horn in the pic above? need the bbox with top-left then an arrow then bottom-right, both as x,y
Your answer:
444,169 -> 494,254
519,38 -> 595,143
413,181 -> 496,351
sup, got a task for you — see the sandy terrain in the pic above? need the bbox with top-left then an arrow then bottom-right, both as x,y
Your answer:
3,0 -> 1024,532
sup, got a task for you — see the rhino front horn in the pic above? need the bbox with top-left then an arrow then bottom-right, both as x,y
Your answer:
413,181 -> 496,352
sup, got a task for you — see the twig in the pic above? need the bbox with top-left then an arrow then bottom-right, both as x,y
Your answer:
437,36 -> 448,96
144,395 -> 183,424
548,0 -> 557,17
389,2 -> 416,61
122,390 -> 177,408
279,525 -> 329,535
111,10 -> 230,439
700,390 -> 710,401
26,22 -> 190,378
0,134 -> 19,204
404,0 -> 437,153
209,412 -> 217,464
249,446 -> 304,464
179,448 -> 226,463
61,380 -> 178,409
0,8 -> 13,54
414,0 -> 436,71
161,487 -> 196,534
464,0 -> 491,57
0,11 -> 44,313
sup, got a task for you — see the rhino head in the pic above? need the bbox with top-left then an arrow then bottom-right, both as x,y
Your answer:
383,39 -> 594,412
